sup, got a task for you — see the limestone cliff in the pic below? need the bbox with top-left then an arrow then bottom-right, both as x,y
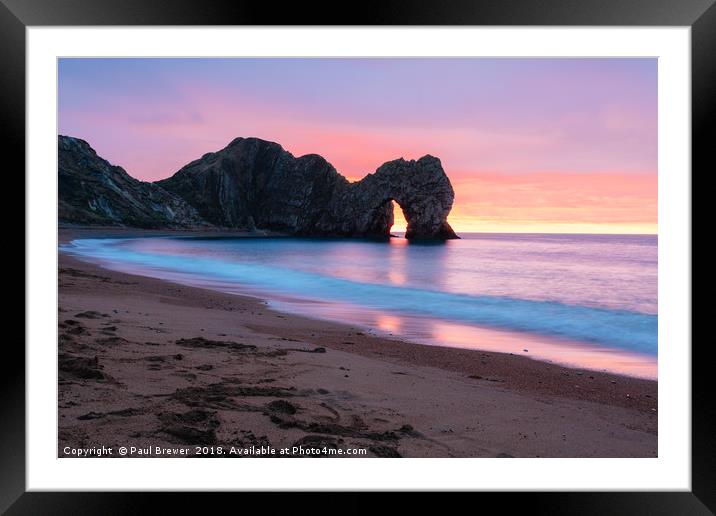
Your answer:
59,135 -> 459,239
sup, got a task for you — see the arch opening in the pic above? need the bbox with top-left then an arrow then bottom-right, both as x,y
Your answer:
390,200 -> 408,235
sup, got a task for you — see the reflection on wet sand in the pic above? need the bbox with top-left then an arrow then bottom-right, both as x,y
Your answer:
269,297 -> 657,380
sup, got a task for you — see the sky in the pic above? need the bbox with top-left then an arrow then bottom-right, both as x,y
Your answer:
58,58 -> 657,234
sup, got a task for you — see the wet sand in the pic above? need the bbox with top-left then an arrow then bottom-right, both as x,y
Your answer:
58,228 -> 657,458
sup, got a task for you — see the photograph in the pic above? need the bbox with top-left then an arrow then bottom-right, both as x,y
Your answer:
2,0 -> 710,505
56,57 -> 659,459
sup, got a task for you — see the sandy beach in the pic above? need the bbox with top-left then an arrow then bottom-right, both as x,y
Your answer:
58,229 -> 657,458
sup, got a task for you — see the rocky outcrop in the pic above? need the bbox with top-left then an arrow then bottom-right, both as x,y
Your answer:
58,136 -> 208,228
157,137 -> 346,233
158,137 -> 458,239
59,135 -> 459,239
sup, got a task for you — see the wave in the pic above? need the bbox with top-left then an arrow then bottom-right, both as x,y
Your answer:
61,238 -> 658,356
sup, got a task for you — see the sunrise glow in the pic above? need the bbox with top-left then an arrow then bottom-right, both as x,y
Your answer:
59,58 -> 657,234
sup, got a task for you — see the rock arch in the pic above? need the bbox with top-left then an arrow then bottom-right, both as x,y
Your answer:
339,156 -> 459,240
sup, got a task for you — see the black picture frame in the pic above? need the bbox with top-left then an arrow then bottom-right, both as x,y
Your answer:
5,0 -> 711,513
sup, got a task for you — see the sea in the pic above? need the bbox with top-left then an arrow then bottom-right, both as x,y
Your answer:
61,233 -> 658,379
